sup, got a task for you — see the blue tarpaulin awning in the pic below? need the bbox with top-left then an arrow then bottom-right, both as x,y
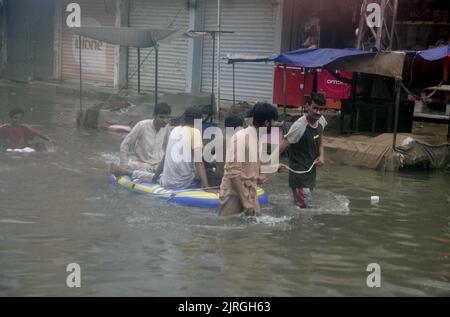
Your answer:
269,48 -> 406,78
268,48 -> 373,68
416,45 -> 450,61
268,45 -> 450,79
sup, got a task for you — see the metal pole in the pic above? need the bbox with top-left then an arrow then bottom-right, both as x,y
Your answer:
211,33 -> 215,116
79,35 -> 82,112
216,0 -> 221,118
283,64 -> 287,119
388,0 -> 399,50
137,47 -> 141,94
303,67 -> 309,115
155,44 -> 158,106
392,79 -> 401,149
355,0 -> 366,49
375,0 -> 386,49
232,62 -> 235,108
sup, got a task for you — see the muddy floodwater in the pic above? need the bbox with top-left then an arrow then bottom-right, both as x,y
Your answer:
1,81 -> 449,296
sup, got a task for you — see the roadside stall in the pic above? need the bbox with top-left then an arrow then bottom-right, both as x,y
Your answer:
266,46 -> 450,170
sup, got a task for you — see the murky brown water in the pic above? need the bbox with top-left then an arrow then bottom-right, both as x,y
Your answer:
1,80 -> 449,296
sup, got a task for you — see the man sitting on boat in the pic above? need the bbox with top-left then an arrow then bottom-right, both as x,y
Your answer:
110,102 -> 172,179
0,108 -> 55,152
152,106 -> 210,189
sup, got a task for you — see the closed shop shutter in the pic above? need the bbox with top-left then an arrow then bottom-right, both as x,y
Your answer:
61,0 -> 116,86
201,0 -> 280,102
128,0 -> 189,93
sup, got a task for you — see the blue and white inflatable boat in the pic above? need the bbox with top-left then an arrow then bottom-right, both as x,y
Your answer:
108,175 -> 269,209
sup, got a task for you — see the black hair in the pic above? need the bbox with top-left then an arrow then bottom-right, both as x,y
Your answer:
183,106 -> 203,125
154,102 -> 171,115
305,92 -> 326,106
224,114 -> 244,129
250,102 -> 278,128
9,108 -> 25,118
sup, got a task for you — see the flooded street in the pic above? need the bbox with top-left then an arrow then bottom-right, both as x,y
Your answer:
1,81 -> 450,296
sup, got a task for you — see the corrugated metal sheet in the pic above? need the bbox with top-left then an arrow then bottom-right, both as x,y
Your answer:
61,0 -> 116,86
128,0 -> 189,93
201,0 -> 280,102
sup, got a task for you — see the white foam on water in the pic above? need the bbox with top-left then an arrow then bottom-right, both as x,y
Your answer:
126,216 -> 152,224
6,147 -> 35,153
100,152 -> 120,164
298,190 -> 350,215
246,214 -> 293,226
0,219 -> 35,224
268,189 -> 350,215
190,224 -> 247,230
82,212 -> 108,217
102,152 -> 146,168
84,196 -> 103,201
45,143 -> 56,153
60,165 -> 83,174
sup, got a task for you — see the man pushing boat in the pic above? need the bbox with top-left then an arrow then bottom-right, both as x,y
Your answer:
218,102 -> 279,216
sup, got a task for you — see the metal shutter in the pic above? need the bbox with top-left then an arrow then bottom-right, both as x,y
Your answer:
128,0 -> 189,93
61,0 -> 116,86
201,0 -> 279,102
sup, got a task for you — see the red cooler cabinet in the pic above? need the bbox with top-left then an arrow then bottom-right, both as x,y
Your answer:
273,64 -> 313,107
273,64 -> 357,110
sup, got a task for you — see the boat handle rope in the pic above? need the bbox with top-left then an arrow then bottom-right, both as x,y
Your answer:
278,162 -> 316,174
165,162 -> 317,196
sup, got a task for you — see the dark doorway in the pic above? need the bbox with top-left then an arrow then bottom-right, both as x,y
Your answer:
6,0 -> 54,82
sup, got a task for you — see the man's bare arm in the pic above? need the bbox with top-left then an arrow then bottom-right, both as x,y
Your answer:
315,134 -> 325,167
195,161 -> 209,188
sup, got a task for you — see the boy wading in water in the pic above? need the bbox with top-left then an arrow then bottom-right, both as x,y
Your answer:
278,93 -> 327,208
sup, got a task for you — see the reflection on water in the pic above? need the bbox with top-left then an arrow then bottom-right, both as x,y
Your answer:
1,82 -> 450,296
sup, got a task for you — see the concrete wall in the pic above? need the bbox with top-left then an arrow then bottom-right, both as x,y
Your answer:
185,0 -> 204,94
0,0 -> 7,77
115,0 -> 129,89
53,0 -> 62,80
5,0 -> 55,81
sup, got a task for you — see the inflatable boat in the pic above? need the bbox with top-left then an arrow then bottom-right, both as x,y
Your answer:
108,175 -> 269,209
